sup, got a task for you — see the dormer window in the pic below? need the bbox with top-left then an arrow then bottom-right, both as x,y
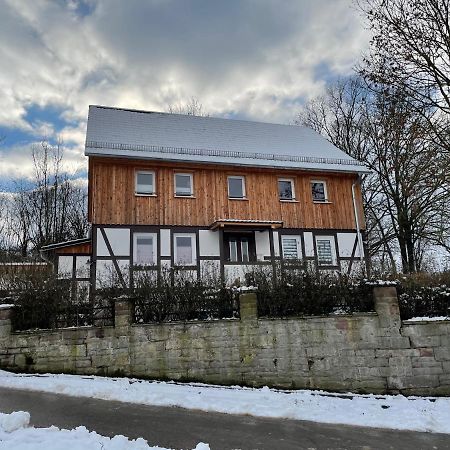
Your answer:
135,171 -> 155,195
228,176 -> 246,199
174,173 -> 193,197
311,180 -> 328,202
278,178 -> 295,200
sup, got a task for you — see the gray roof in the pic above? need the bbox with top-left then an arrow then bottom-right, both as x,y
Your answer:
85,105 -> 369,173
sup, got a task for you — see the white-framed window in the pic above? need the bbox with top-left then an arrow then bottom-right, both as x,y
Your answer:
229,240 -> 238,262
174,173 -> 193,197
58,255 -> 73,279
278,178 -> 295,200
135,170 -> 155,195
281,235 -> 302,260
75,256 -> 90,278
228,176 -> 246,199
311,180 -> 328,202
315,236 -> 337,266
133,233 -> 157,266
241,238 -> 250,262
174,233 -> 197,266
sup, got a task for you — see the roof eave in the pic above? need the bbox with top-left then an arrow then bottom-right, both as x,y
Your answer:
85,148 -> 371,175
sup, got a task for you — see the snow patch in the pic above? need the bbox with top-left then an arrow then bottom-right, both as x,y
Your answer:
0,410 -> 210,450
0,304 -> 14,310
0,411 -> 30,433
404,316 -> 450,323
0,371 -> 449,434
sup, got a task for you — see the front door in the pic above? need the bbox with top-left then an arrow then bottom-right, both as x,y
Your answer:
223,232 -> 256,263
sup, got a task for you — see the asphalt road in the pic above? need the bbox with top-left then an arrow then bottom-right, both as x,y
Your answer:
0,387 -> 449,449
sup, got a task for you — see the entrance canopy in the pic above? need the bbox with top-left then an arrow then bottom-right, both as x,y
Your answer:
210,219 -> 283,231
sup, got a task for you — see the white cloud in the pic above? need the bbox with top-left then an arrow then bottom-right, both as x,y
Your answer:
0,0 -> 369,180
0,142 -> 86,181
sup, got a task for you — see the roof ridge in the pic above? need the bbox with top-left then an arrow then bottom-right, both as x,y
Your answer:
89,104 -> 302,129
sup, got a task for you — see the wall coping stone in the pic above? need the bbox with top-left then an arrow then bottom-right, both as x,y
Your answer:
403,319 -> 450,325
131,318 -> 240,328
259,312 -> 378,321
11,326 -> 114,336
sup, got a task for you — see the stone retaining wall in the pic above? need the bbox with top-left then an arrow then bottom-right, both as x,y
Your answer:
1,287 -> 449,395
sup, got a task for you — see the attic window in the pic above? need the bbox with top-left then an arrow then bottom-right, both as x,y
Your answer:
311,180 -> 328,202
136,171 -> 155,195
228,176 -> 246,199
174,173 -> 193,197
278,178 -> 295,200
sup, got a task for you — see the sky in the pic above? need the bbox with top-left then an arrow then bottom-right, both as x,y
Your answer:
0,0 -> 369,190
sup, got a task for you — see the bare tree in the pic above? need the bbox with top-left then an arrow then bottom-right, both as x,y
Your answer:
5,140 -> 88,259
297,77 -> 450,273
167,97 -> 209,116
358,0 -> 450,152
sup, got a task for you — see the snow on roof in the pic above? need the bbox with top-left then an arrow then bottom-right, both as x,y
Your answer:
85,106 -> 369,174
40,238 -> 91,252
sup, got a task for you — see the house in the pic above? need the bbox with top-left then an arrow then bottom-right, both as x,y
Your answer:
41,105 -> 370,290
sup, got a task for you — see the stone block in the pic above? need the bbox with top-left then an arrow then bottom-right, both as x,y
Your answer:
375,348 -> 419,358
408,335 -> 441,348
411,357 -> 441,368
394,375 -> 440,389
412,366 -> 443,376
239,292 -> 258,321
378,336 -> 411,349
434,347 -> 450,361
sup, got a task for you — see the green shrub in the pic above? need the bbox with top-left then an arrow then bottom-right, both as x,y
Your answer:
396,272 -> 450,320
245,263 -> 374,318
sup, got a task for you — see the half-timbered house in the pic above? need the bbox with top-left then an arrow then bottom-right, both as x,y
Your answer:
42,105 -> 369,289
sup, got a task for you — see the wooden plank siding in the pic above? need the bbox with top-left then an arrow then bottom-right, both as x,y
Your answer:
89,157 -> 366,230
55,243 -> 92,255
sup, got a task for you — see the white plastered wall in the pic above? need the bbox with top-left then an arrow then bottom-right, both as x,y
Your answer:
96,228 -> 130,257
96,259 -> 129,288
200,260 -> 220,279
303,232 -> 315,257
224,263 -> 270,286
160,229 -> 171,256
273,231 -> 280,257
337,233 -> 358,257
199,230 -> 220,257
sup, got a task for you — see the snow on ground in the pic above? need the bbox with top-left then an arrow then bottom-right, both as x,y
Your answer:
0,410 -> 209,450
405,316 -> 450,322
0,370 -> 449,434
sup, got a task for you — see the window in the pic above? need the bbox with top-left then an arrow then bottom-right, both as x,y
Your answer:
228,176 -> 246,199
281,235 -> 301,260
58,255 -> 73,279
133,233 -> 157,266
174,234 -> 197,266
311,180 -> 328,202
241,239 -> 250,262
278,178 -> 295,200
75,256 -> 90,278
135,171 -> 155,195
224,233 -> 256,262
316,236 -> 337,266
174,173 -> 193,196
229,240 -> 238,262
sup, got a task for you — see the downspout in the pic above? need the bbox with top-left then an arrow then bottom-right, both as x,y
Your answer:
351,176 -> 365,265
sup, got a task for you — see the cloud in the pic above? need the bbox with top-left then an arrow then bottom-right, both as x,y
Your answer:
0,0 -> 369,186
